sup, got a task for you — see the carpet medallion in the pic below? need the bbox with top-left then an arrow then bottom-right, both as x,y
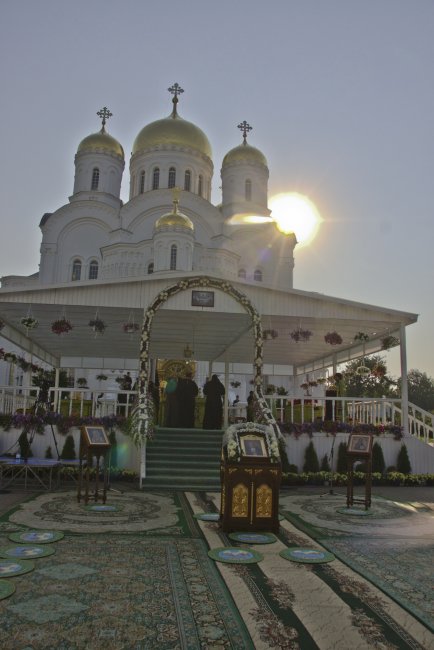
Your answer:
0,545 -> 56,559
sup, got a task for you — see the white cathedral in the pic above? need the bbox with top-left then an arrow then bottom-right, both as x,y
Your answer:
3,83 -> 296,291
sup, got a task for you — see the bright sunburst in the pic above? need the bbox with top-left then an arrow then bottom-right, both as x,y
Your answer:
270,192 -> 322,246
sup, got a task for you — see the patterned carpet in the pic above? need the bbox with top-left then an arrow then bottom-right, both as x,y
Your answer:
0,489 -> 432,649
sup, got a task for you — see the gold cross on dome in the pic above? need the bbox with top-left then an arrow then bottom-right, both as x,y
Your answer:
97,107 -> 113,130
237,120 -> 253,143
168,83 -> 184,99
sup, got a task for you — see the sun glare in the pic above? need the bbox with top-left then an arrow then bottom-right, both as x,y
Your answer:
269,193 -> 321,246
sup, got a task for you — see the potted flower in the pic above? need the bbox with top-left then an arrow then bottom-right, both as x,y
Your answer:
290,328 -> 312,342
123,322 -> 139,334
356,366 -> 371,376
354,332 -> 369,342
21,316 -> 39,330
76,377 -> 88,388
89,318 -> 106,334
51,318 -> 73,335
277,386 -> 288,395
265,384 -> 276,394
324,331 -> 343,345
96,374 -> 108,382
230,380 -> 241,388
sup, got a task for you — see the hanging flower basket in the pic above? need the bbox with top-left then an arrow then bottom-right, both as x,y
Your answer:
51,318 -> 73,335
20,316 -> 39,330
290,328 -> 312,342
372,363 -> 387,377
300,382 -> 309,390
354,332 -> 369,342
263,329 -> 279,340
356,366 -> 371,376
123,322 -> 139,334
96,374 -> 108,382
230,381 -> 241,388
316,377 -> 327,384
89,318 -> 106,334
324,331 -> 343,345
381,335 -> 399,350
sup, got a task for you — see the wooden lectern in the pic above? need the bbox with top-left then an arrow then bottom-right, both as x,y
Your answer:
77,425 -> 111,505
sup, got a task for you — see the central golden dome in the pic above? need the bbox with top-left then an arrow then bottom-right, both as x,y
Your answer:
155,196 -> 194,231
133,113 -> 212,159
222,141 -> 267,167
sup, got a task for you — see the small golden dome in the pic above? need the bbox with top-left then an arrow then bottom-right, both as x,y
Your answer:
155,196 -> 194,231
77,129 -> 124,158
222,142 -> 267,167
133,114 -> 212,159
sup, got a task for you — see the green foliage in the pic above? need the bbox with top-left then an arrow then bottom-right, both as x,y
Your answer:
397,369 -> 434,412
108,429 -> 117,468
372,442 -> 386,474
336,441 -> 348,473
303,441 -> 320,473
342,355 -> 397,398
45,446 -> 53,459
18,431 -> 32,458
397,444 -> 411,474
320,453 -> 331,472
60,434 -> 76,460
287,463 -> 298,474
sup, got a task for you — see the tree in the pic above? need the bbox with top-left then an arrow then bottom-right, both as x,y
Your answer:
372,442 -> 385,474
320,453 -> 331,472
397,370 -> 434,412
60,434 -> 76,460
397,444 -> 411,474
303,441 -> 320,473
341,355 -> 397,398
336,441 -> 348,473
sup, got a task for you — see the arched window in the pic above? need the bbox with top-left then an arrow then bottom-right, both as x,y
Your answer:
88,260 -> 99,280
245,179 -> 252,201
91,168 -> 100,190
254,269 -> 263,282
147,262 -> 154,274
184,170 -> 191,191
168,167 -> 176,188
152,167 -> 160,190
139,171 -> 145,194
238,268 -> 246,279
170,244 -> 177,270
72,259 -> 82,281
198,174 -> 203,197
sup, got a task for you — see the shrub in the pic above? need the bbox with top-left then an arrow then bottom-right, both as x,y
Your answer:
18,431 -> 33,458
320,454 -> 331,472
336,441 -> 348,473
372,442 -> 386,474
303,441 -> 320,473
108,430 -> 118,468
60,434 -> 76,460
397,444 -> 411,474
287,463 -> 298,474
45,446 -> 53,459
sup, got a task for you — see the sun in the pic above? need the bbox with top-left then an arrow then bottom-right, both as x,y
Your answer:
269,192 -> 322,246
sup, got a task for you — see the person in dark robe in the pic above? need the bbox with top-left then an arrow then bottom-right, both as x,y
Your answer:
203,374 -> 225,429
177,371 -> 198,428
164,376 -> 179,427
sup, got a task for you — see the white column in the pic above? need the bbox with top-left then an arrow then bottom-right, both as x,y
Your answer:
399,324 -> 409,436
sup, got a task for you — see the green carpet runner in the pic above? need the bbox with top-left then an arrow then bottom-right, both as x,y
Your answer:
142,426 -> 223,490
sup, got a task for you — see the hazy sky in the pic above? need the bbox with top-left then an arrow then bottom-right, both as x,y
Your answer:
1,0 -> 433,378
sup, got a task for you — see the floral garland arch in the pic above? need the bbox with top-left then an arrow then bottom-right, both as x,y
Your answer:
134,276 -> 282,444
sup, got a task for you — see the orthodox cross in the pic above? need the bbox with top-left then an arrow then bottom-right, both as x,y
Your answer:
97,107 -> 113,131
168,83 -> 184,116
238,120 -> 252,144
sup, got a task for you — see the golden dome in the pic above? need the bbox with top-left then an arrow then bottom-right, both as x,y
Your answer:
222,142 -> 267,167
77,129 -> 124,158
133,113 -> 212,159
155,197 -> 194,231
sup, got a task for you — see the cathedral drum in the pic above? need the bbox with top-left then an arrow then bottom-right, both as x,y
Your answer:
220,423 -> 281,533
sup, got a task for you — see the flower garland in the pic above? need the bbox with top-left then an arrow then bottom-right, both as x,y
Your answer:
222,422 -> 280,462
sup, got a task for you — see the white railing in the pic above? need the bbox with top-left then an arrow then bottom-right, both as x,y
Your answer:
0,385 -> 432,444
0,387 -> 39,415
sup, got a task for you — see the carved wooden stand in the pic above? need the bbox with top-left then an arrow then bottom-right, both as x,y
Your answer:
77,426 -> 111,505
346,433 -> 374,511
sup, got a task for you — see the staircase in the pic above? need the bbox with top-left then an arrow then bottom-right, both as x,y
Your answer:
141,427 -> 223,490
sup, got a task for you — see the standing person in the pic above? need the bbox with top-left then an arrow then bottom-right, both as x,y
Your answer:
164,376 -> 179,427
247,390 -> 255,421
203,374 -> 225,429
177,370 -> 198,428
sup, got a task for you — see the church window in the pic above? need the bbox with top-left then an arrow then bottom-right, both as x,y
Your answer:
147,262 -> 154,274
72,259 -> 82,281
168,167 -> 176,188
245,179 -> 252,201
238,268 -> 246,279
254,269 -> 263,282
91,168 -> 100,190
170,244 -> 177,270
198,174 -> 203,197
152,167 -> 160,190
88,260 -> 99,280
139,171 -> 145,194
184,170 -> 191,191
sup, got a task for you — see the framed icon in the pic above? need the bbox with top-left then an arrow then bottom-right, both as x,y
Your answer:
81,426 -> 110,448
347,433 -> 373,456
240,435 -> 267,458
191,290 -> 214,307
